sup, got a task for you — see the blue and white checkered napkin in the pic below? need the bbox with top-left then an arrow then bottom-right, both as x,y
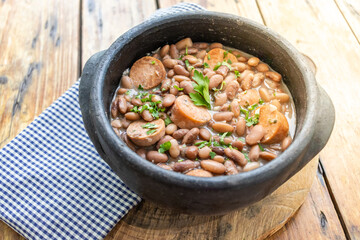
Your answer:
0,3 -> 204,240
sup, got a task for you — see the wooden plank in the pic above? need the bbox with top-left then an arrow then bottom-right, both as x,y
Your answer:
0,0 -> 80,148
81,0 -> 157,66
0,0 -> 80,238
268,166 -> 346,240
256,0 -> 360,238
335,0 -> 360,43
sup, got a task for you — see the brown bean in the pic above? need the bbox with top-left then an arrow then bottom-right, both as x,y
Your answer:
117,88 -> 127,94
243,162 -> 260,172
274,92 -> 290,103
118,97 -> 127,114
160,44 -> 170,58
248,57 -> 260,67
209,74 -> 224,89
167,69 -> 175,78
193,42 -> 209,49
231,140 -> 244,151
186,169 -> 213,177
111,119 -> 122,128
240,70 -> 254,91
111,101 -> 118,118
224,160 -> 239,175
173,160 -> 198,172
259,151 -> 277,161
181,47 -> 198,55
156,135 -> 173,149
131,98 -> 142,106
213,155 -> 225,163
265,79 -> 280,89
265,71 -> 282,82
249,145 -> 260,161
252,73 -> 265,88
223,137 -> 233,145
157,163 -> 172,171
181,55 -> 197,65
151,95 -> 162,103
173,75 -> 191,82
236,117 -> 246,136
212,122 -> 234,133
212,146 -> 224,156
169,44 -> 179,59
270,99 -> 282,112
186,146 -> 199,160
165,123 -> 178,135
237,56 -> 248,62
229,99 -> 240,118
161,78 -> 172,92
125,112 -> 140,121
205,70 -> 216,79
125,95 -> 131,102
141,110 -> 154,122
172,129 -> 190,140
224,148 -> 247,167
231,62 -> 248,73
120,118 -> 131,128
182,128 -> 199,144
213,112 -> 234,122
180,81 -> 195,94
175,37 -> 193,50
246,125 -> 265,145
259,87 -> 273,102
214,92 -> 227,106
174,64 -> 190,77
199,128 -> 211,141
162,58 -> 178,69
209,43 -> 223,49
216,65 -> 229,77
196,50 -> 207,59
147,151 -> 168,163
201,160 -> 225,174
198,146 -> 211,159
121,76 -> 133,89
169,81 -> 180,95
225,80 -> 240,100
136,148 -> 147,159
121,133 -> 136,151
281,136 -> 292,151
169,139 -> 180,158
256,63 -> 269,72
163,94 -> 176,107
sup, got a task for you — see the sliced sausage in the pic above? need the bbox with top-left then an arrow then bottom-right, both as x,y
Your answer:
129,56 -> 166,89
126,119 -> 165,147
170,95 -> 211,129
258,104 -> 289,144
203,48 -> 238,69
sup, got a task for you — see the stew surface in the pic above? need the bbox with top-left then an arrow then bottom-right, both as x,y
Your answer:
110,38 -> 295,177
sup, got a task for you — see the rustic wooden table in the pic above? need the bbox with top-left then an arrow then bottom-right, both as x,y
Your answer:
1,0 -> 359,239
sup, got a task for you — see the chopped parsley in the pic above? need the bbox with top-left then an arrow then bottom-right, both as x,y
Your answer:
131,101 -> 165,119
189,70 -> 211,109
164,116 -> 172,126
248,103 -> 258,111
209,151 -> 216,159
138,85 -> 144,90
243,152 -> 250,161
240,108 -> 260,127
125,90 -> 130,95
258,143 -> 265,151
146,129 -> 157,135
213,61 -> 232,71
204,62 -> 210,68
141,123 -> 158,129
141,94 -> 153,102
207,55 -> 211,60
238,137 -> 245,143
223,51 -> 228,58
195,141 -> 210,149
158,141 -> 171,153
234,70 -> 241,78
151,60 -> 156,65
212,81 -> 226,92
185,46 -> 188,55
185,59 -> 194,71
227,59 -> 232,64
269,119 -> 278,124
259,99 -> 264,104
174,85 -> 183,91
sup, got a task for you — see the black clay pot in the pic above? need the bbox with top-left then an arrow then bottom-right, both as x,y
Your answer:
79,12 -> 335,215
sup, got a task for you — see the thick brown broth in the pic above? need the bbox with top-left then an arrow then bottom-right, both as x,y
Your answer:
110,38 -> 296,176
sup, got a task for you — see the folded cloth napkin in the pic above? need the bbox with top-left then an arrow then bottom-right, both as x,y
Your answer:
0,3 -> 204,240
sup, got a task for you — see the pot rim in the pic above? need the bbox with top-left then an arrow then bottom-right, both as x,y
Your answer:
89,11 -> 318,189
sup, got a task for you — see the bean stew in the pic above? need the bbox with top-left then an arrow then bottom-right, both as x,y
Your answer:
110,38 -> 296,177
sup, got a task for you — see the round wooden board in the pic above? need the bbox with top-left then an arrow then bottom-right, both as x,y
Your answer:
105,157 -> 319,240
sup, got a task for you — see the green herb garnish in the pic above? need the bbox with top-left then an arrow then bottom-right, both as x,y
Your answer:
125,90 -> 130,95
209,151 -> 216,159
213,61 -> 232,71
189,70 -> 211,109
243,152 -> 250,161
234,70 -> 241,78
185,46 -> 188,55
238,137 -> 245,143
185,59 -> 194,71
164,116 -> 172,126
142,123 -> 158,129
248,103 -> 258,111
158,141 -> 171,153
258,143 -> 265,151
146,129 -> 157,135
138,85 -> 144,90
204,62 -> 210,68
241,108 -> 259,127
223,51 -> 228,58
227,59 -> 232,64
151,60 -> 156,65
259,99 -> 264,104
174,85 -> 183,91
207,55 -> 211,60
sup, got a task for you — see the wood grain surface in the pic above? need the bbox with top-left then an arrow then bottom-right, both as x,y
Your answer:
256,0 -> 360,238
0,0 -> 358,239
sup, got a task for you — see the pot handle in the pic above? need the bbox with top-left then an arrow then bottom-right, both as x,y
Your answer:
79,50 -> 107,156
295,85 -> 335,173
